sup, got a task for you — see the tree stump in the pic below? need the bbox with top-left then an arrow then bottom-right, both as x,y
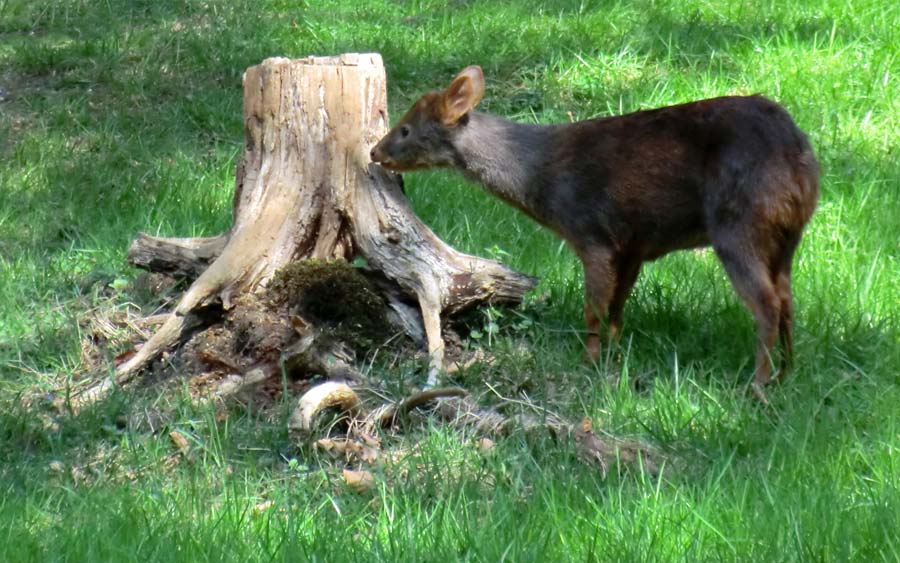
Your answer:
96,54 -> 535,399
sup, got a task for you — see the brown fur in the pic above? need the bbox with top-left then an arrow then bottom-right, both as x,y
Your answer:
371,66 -> 820,400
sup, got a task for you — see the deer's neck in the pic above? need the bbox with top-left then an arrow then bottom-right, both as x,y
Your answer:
452,113 -> 554,213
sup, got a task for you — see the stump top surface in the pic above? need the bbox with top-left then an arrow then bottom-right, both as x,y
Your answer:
259,53 -> 383,68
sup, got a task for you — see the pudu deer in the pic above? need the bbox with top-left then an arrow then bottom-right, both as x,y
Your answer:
370,66 -> 819,402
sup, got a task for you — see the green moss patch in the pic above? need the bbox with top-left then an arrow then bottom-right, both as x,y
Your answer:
268,259 -> 393,352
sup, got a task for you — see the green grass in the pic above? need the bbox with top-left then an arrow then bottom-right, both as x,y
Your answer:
2,0 -> 899,561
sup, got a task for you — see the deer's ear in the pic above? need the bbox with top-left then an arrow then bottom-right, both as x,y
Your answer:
440,66 -> 484,125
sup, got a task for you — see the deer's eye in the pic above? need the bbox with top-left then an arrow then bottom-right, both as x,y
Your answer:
400,125 -> 411,138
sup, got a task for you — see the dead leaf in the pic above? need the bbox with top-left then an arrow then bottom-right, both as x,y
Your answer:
70,465 -> 87,485
446,349 -> 487,374
579,417 -> 593,433
162,453 -> 181,470
252,500 -> 275,514
113,349 -> 136,366
290,314 -> 311,333
359,432 -> 381,448
475,437 -> 495,452
197,349 -> 239,371
315,438 -> 380,464
342,469 -> 375,493
169,430 -> 190,455
359,446 -> 379,464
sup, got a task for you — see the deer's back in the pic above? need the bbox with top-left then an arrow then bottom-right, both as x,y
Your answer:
532,95 -> 819,258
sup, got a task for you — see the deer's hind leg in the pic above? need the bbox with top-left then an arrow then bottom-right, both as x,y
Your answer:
607,254 -> 642,342
710,228 -> 782,403
770,230 -> 802,382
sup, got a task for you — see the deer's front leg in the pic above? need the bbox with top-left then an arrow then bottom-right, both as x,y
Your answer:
577,245 -> 616,361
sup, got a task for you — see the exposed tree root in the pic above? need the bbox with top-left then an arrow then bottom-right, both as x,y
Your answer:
290,380 -> 663,477
128,234 -> 227,280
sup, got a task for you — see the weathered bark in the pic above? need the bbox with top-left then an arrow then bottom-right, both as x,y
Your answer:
105,54 -> 536,392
